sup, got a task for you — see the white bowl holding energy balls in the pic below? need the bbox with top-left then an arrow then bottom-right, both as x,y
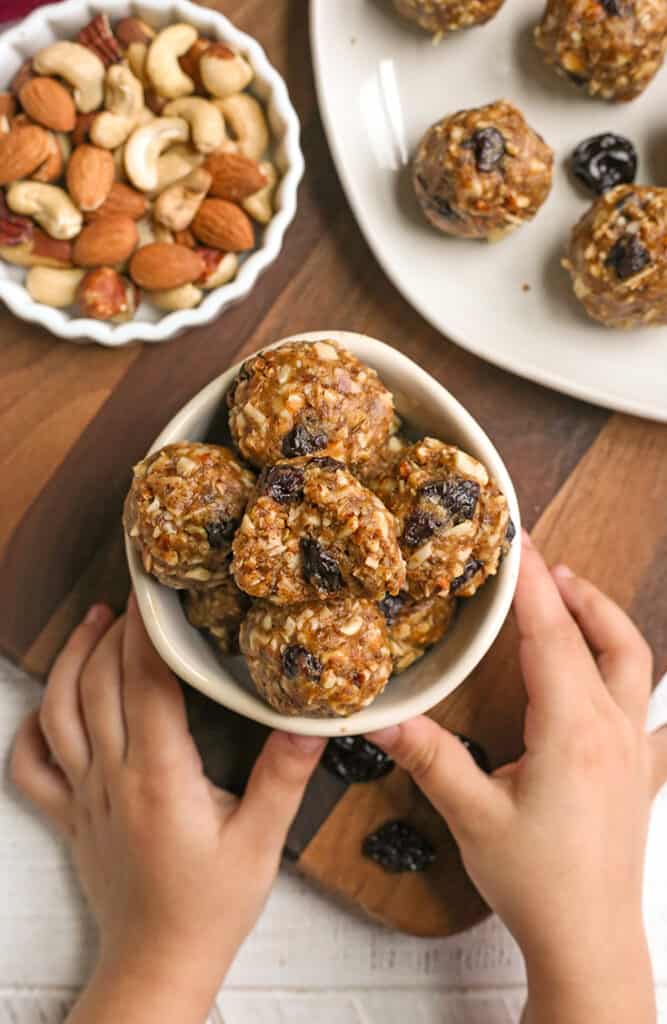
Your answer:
125,330 -> 521,737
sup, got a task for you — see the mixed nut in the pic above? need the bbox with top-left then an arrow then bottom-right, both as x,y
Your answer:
0,13 -> 279,321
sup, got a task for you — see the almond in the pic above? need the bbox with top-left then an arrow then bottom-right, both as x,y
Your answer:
0,125 -> 51,186
192,198 -> 254,251
204,151 -> 267,202
73,216 -> 139,267
84,181 -> 148,223
129,242 -> 204,290
10,60 -> 34,97
67,144 -> 115,211
19,77 -> 76,133
0,93 -> 16,119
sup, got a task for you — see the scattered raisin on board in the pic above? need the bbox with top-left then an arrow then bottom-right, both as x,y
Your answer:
363,820 -> 436,873
323,736 -> 395,783
457,734 -> 492,774
571,133 -> 637,195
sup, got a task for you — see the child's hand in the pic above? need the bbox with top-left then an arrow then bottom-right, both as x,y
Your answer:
11,595 -> 324,1024
369,532 -> 667,1024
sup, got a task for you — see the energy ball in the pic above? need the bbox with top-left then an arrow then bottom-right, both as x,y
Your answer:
379,591 -> 457,673
240,597 -> 393,717
227,339 -> 395,469
563,185 -> 667,328
183,576 -> 250,654
534,0 -> 667,103
124,442 -> 255,590
413,100 -> 554,241
232,456 -> 406,604
393,0 -> 506,36
369,437 -> 511,600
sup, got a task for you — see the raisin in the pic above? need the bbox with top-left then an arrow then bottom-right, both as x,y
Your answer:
205,517 -> 237,548
600,0 -> 628,14
466,127 -> 505,173
402,509 -> 440,548
281,423 -> 328,459
431,195 -> 459,219
571,134 -> 637,195
363,820 -> 436,873
457,734 -> 491,773
565,70 -> 588,86
323,736 -> 395,783
378,592 -> 408,626
307,456 -> 346,473
281,644 -> 322,681
450,558 -> 484,593
506,518 -> 516,544
300,537 -> 343,592
260,465 -> 305,504
420,478 -> 480,523
606,236 -> 651,281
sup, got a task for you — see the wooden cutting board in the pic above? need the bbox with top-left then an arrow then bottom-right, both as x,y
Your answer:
1,0 -> 666,938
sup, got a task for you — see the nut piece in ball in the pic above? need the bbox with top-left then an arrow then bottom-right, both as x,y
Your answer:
413,100 -> 553,240
240,597 -> 393,717
226,339 -> 395,469
232,456 -> 406,604
563,185 -> 667,328
124,442 -> 255,589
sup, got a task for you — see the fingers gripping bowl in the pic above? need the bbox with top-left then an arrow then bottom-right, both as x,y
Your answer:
0,0 -> 303,346
125,331 -> 521,736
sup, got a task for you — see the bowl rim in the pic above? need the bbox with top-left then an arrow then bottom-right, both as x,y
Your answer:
0,0 -> 304,346
125,330 -> 522,736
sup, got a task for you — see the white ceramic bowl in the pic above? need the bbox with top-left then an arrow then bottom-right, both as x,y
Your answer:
0,0 -> 303,346
126,331 -> 521,736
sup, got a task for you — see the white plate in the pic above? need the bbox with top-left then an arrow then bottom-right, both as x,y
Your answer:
310,0 -> 667,421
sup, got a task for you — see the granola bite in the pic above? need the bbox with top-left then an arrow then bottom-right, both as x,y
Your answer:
183,575 -> 250,654
393,0 -> 506,36
379,591 -> 457,673
369,437 -> 511,599
231,456 -> 406,604
413,100 -> 553,241
563,185 -> 667,328
534,0 -> 667,103
226,339 -> 395,469
240,597 -> 393,716
124,442 -> 255,590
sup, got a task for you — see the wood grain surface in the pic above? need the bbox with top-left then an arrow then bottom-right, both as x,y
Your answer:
1,0 -> 666,938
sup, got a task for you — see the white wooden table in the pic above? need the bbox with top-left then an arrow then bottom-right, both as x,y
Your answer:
2,658 -> 667,1024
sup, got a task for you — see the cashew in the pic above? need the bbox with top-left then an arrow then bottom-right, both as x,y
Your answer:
135,216 -> 156,247
25,266 -> 85,307
154,222 -> 175,244
153,142 -> 204,192
154,167 -> 212,231
199,46 -> 253,99
150,282 -> 202,310
33,42 -> 105,113
242,161 -> 277,224
7,182 -> 83,240
216,93 -> 269,161
145,24 -> 197,99
124,116 -> 189,192
90,65 -> 144,150
163,97 -> 224,154
200,251 -> 238,289
127,42 -> 150,86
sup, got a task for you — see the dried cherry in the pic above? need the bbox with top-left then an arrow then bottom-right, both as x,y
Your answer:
606,236 -> 651,280
420,478 -> 480,523
260,465 -> 305,504
300,537 -> 343,592
205,517 -> 237,549
571,134 -> 637,195
450,558 -> 483,593
402,509 -> 439,548
281,644 -> 322,681
281,424 -> 328,459
363,820 -> 436,873
323,736 -> 395,783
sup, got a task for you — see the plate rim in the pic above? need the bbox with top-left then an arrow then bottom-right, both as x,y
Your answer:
309,0 -> 667,423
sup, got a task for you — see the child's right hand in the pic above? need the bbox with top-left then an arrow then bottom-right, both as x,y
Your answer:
369,531 -> 667,1024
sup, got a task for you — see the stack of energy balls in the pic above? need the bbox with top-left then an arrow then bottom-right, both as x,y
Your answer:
124,339 -> 513,718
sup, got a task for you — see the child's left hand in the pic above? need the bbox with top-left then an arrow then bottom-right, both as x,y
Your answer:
11,595 -> 325,1024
